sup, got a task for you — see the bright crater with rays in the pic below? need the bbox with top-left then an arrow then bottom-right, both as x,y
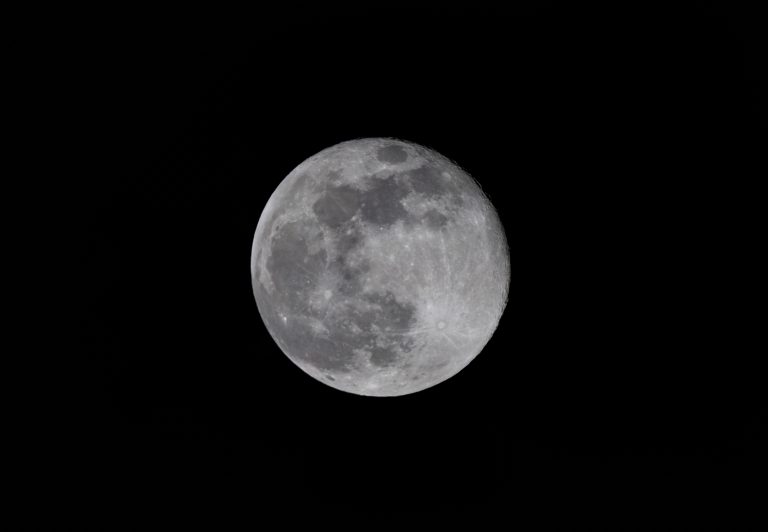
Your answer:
251,138 -> 509,396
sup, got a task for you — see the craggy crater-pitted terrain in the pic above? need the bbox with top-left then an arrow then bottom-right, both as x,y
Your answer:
251,138 -> 509,396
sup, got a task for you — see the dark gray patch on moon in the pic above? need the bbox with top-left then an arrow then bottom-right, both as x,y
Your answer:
335,225 -> 363,256
357,291 -> 418,367
369,348 -> 397,367
337,259 -> 369,296
408,164 -> 447,197
329,225 -> 369,297
311,169 -> 455,234
359,176 -> 411,227
312,185 -> 362,228
362,291 -> 417,333
376,144 -> 408,164
408,164 -> 464,207
422,209 -> 450,230
311,175 -> 415,232
266,221 -> 327,309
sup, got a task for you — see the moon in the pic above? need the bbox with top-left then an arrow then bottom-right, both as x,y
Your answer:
251,138 -> 509,396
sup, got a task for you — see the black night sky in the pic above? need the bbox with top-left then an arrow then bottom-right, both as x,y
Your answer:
77,3 -> 764,523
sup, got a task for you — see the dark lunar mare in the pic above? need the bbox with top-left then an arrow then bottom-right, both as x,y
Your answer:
312,184 -> 361,229
359,176 -> 411,227
310,163 -> 459,235
376,144 -> 408,164
312,175 -> 411,230
422,209 -> 450,230
408,164 -> 446,197
266,221 -> 327,311
407,163 -> 465,208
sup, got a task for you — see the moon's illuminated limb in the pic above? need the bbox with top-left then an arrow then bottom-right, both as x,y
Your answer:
251,138 -> 509,396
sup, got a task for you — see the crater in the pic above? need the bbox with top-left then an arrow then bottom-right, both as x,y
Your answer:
376,144 -> 408,164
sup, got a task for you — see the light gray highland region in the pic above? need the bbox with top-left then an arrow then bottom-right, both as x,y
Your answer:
251,138 -> 510,396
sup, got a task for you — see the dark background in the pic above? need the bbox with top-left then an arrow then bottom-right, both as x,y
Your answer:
77,3 -> 765,521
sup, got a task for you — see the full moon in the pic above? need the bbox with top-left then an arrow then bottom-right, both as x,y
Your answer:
251,138 -> 509,396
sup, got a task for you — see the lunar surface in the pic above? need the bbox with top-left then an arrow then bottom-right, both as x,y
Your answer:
251,138 -> 509,396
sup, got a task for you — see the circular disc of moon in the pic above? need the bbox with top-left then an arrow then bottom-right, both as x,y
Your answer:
251,138 -> 509,396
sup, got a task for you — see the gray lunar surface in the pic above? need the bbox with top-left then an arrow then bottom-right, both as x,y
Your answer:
251,138 -> 509,396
